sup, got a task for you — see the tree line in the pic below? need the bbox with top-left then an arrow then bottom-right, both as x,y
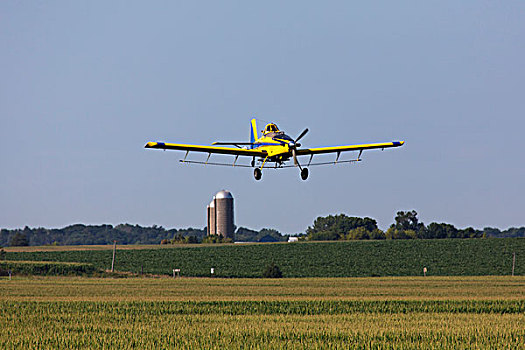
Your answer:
1,210 -> 523,247
0,224 -> 286,247
305,211 -> 525,241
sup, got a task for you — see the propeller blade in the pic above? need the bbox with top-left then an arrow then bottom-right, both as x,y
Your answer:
292,148 -> 302,170
295,128 -> 309,143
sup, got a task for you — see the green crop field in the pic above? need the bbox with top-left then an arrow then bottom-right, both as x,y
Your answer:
5,238 -> 524,277
1,276 -> 524,349
0,261 -> 96,276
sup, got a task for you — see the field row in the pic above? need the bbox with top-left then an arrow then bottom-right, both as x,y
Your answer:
1,303 -> 523,349
0,261 -> 95,276
2,276 -> 524,302
2,300 -> 524,315
5,238 -> 524,277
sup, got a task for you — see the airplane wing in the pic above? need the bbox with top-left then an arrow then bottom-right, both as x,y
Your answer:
144,142 -> 266,157
296,141 -> 404,156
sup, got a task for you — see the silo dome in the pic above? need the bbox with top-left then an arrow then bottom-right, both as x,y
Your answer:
215,190 -> 233,199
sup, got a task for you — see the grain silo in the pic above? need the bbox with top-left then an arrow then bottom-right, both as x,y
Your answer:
207,199 -> 216,236
213,190 -> 234,239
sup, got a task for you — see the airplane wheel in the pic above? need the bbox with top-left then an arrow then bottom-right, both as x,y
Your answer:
254,168 -> 262,180
301,168 -> 309,180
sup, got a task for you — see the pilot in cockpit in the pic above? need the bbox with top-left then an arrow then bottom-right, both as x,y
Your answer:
263,123 -> 280,134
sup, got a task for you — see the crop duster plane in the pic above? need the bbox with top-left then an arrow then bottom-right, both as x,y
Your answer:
145,119 -> 404,180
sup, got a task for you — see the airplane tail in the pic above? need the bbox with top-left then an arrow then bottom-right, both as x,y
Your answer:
250,118 -> 258,148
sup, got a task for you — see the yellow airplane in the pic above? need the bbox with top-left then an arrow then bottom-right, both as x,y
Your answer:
145,119 -> 404,180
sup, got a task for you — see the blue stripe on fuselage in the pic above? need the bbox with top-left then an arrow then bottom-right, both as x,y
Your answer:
252,143 -> 283,148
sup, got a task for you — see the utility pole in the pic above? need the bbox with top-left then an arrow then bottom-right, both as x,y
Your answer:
512,252 -> 516,277
111,240 -> 117,272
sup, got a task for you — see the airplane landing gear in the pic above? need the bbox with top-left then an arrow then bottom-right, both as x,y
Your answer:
300,167 -> 309,180
254,168 -> 262,180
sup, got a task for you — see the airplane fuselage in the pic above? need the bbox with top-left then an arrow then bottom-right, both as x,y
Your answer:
252,132 -> 295,162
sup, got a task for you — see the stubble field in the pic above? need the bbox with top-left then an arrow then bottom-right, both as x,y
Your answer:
1,276 -> 524,349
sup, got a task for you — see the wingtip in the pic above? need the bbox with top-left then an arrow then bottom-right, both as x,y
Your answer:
145,142 -> 157,148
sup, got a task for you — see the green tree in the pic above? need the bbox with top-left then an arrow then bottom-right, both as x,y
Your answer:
202,235 -> 233,244
235,227 -> 259,241
262,263 -> 283,278
307,214 -> 378,241
392,210 -> 424,231
0,246 -> 5,260
457,227 -> 482,238
497,227 -> 525,238
390,211 -> 425,238
385,228 -> 418,239
256,228 -> 285,242
9,232 -> 29,246
369,228 -> 386,240
308,230 -> 340,241
426,222 -> 458,239
186,236 -> 199,244
346,227 -> 370,240
482,227 -> 501,237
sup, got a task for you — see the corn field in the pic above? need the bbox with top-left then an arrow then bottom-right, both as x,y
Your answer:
1,276 -> 524,349
0,301 -> 523,349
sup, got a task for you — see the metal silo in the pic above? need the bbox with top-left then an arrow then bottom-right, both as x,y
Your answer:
207,199 -> 216,235
214,190 -> 234,239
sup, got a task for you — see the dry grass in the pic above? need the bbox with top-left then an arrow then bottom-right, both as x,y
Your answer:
3,242 -> 271,252
1,276 -> 524,302
3,244 -> 174,252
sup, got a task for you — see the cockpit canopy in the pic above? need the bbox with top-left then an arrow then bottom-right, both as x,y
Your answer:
263,123 -> 280,134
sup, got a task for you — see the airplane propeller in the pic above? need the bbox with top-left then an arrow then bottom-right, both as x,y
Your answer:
295,128 -> 309,146
290,128 -> 308,169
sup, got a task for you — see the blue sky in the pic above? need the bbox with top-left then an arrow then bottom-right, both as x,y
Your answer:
1,1 -> 524,234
